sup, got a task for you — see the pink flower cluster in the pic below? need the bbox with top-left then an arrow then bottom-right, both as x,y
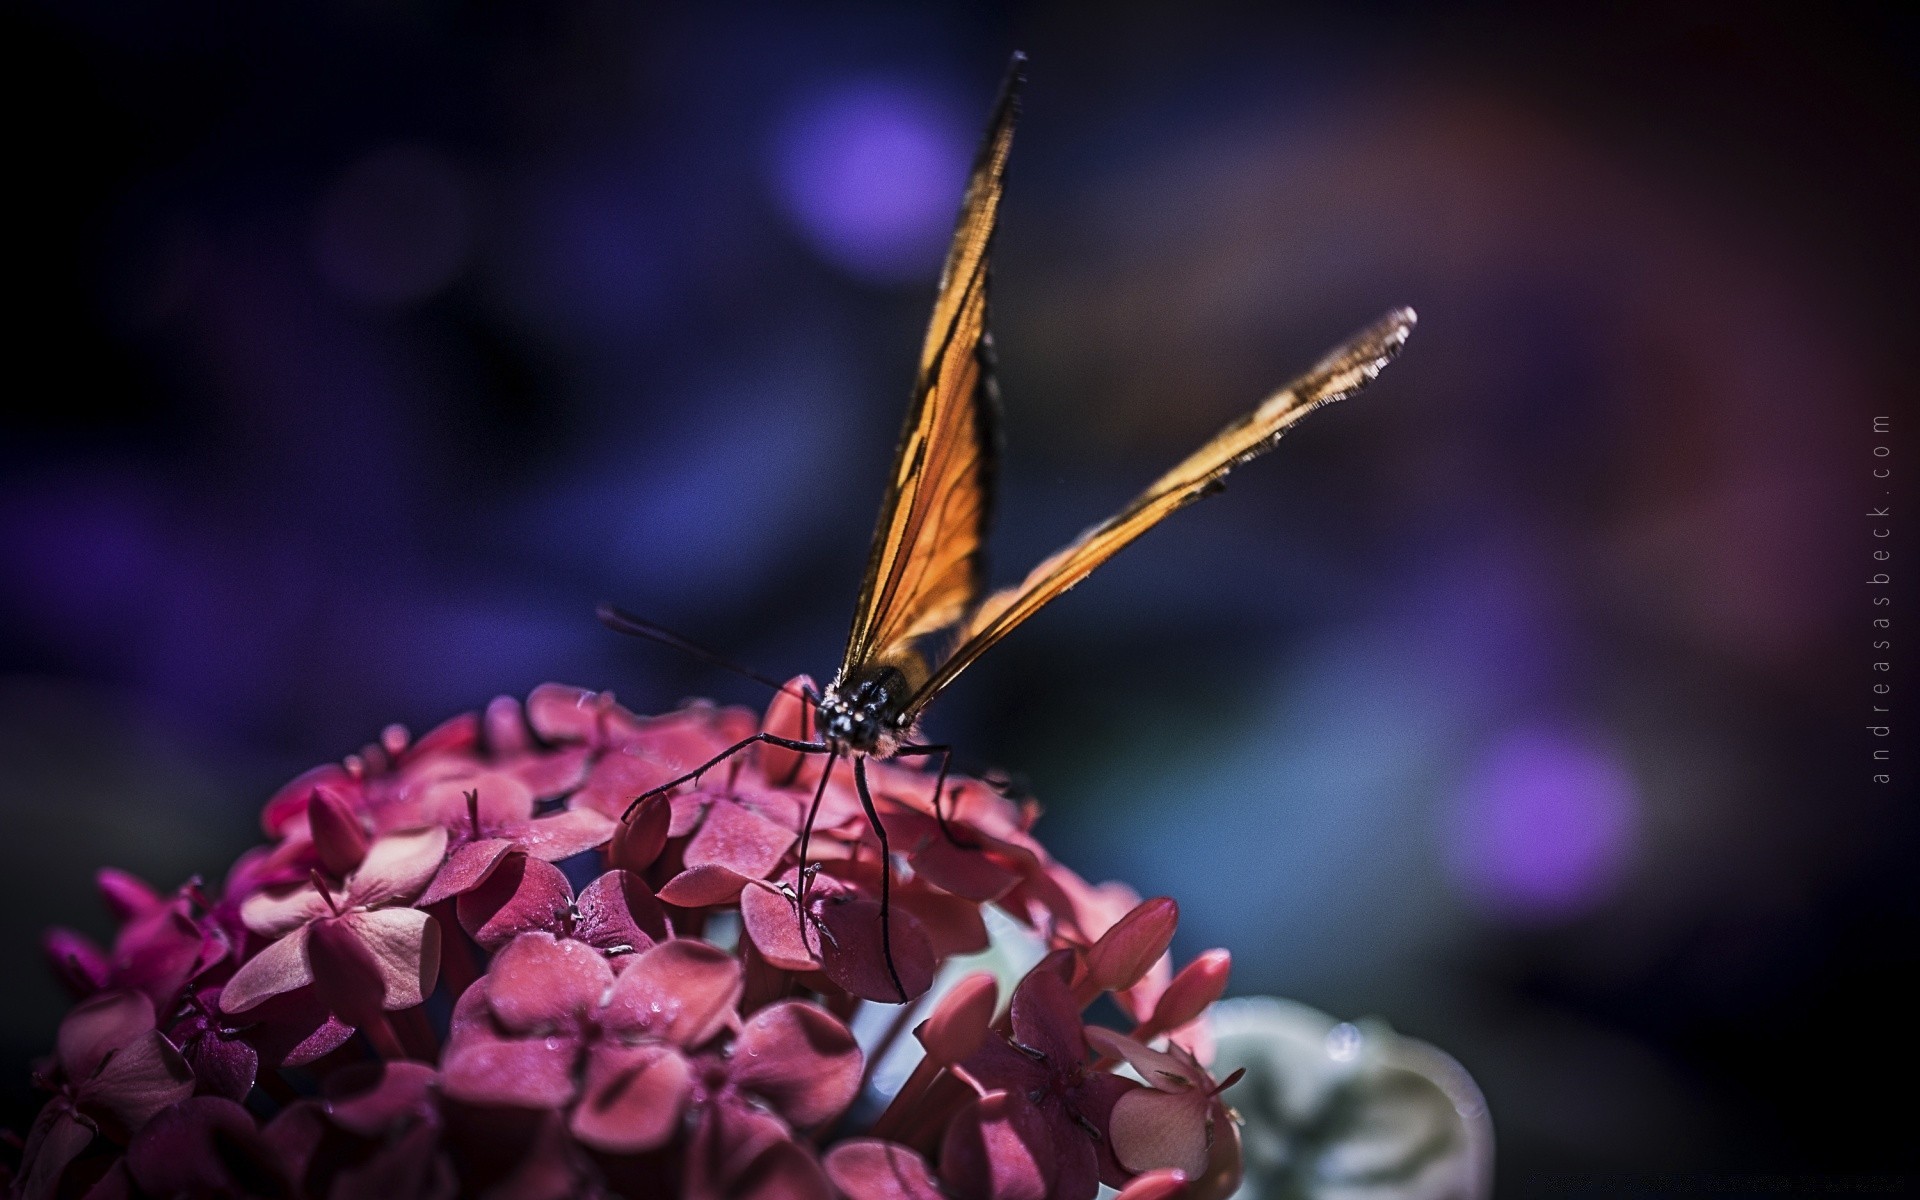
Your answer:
13,681 -> 1242,1200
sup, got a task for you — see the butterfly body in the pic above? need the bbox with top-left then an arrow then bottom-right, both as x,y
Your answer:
815,665 -> 917,757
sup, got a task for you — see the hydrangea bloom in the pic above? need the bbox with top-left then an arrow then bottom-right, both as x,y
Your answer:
9,682 -> 1246,1200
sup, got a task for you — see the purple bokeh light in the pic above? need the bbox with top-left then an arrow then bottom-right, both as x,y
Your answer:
312,145 -> 472,307
1444,723 -> 1638,922
772,78 -> 969,283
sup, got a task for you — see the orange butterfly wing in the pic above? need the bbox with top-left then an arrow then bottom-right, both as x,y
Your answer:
904,306 -> 1418,715
837,59 -> 1022,693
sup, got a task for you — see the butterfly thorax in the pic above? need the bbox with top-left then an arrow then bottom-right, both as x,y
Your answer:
817,664 -> 916,758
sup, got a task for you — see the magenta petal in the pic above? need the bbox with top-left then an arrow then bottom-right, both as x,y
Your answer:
824,1140 -> 946,1200
456,853 -> 574,952
127,1097 -> 284,1199
17,1103 -> 96,1200
112,909 -> 207,1011
725,1137 -> 835,1200
419,838 -> 516,907
658,862 -> 751,907
940,1092 -> 1055,1200
324,1061 -> 439,1136
44,928 -> 109,997
739,881 -> 820,971
1084,898 -> 1178,995
485,933 -> 615,1033
816,895 -> 936,1003
243,987 -> 355,1068
77,1029 -> 197,1130
684,800 -> 795,879
221,927 -> 315,1015
177,1012 -> 258,1103
335,908 -> 440,1010
1075,1070 -> 1140,1188
441,1028 -> 580,1108
511,808 -> 617,862
732,1001 -> 862,1127
329,1120 -> 450,1200
573,870 -> 671,958
96,868 -> 163,923
569,1043 -> 692,1154
308,789 -> 371,877
57,991 -> 156,1083
602,939 -> 742,1048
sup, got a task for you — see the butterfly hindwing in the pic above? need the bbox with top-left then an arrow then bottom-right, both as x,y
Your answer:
838,58 -> 1022,693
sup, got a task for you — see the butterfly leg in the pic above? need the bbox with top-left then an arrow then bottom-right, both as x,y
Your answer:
852,756 -> 908,1003
793,749 -> 842,952
622,732 -> 830,820
894,744 -> 979,850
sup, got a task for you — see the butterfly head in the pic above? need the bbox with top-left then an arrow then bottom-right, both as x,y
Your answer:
816,666 -> 912,757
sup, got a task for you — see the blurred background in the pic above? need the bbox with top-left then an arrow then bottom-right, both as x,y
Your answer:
3,0 -> 1914,1189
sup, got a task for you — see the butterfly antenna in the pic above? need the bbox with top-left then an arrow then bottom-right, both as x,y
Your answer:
596,603 -> 802,698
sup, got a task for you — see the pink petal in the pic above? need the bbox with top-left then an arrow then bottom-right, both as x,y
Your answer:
940,1092 -> 1055,1200
732,1000 -> 862,1127
897,887 -> 990,959
658,862 -> 752,907
1109,1088 -> 1210,1178
1082,1029 -> 1199,1093
1084,898 -> 1177,995
441,1029 -> 580,1109
568,1043 -> 692,1154
909,835 -> 1022,902
335,907 -> 441,1010
525,683 -> 605,745
724,1138 -> 834,1200
78,1028 -> 197,1129
419,838 -> 516,907
510,807 -> 617,862
1072,1070 -> 1139,1189
220,927 -> 314,1015
308,789 -> 371,876
824,1140 -> 945,1200
1114,1168 -> 1190,1200
456,853 -> 574,951
1008,968 -> 1088,1074
573,870 -> 671,957
817,895 -> 937,1003
346,827 -> 448,909
1145,951 -> 1231,1037
601,939 -> 742,1048
239,883 -> 331,939
56,991 -> 155,1083
685,1104 -> 809,1200
263,765 -> 358,838
484,933 -> 615,1034
323,1061 -> 439,1136
684,800 -> 795,880
756,676 -> 819,787
572,747 -> 687,821
917,973 -> 998,1067
739,880 -> 820,971
609,793 -> 671,872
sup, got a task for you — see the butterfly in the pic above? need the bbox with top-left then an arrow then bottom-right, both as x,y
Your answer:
603,55 -> 1414,999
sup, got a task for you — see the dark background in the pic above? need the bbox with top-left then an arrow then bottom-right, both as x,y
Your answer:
4,1 -> 1916,1190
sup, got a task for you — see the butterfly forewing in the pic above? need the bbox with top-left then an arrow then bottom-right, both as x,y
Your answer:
902,306 -> 1417,715
838,60 -> 1022,692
